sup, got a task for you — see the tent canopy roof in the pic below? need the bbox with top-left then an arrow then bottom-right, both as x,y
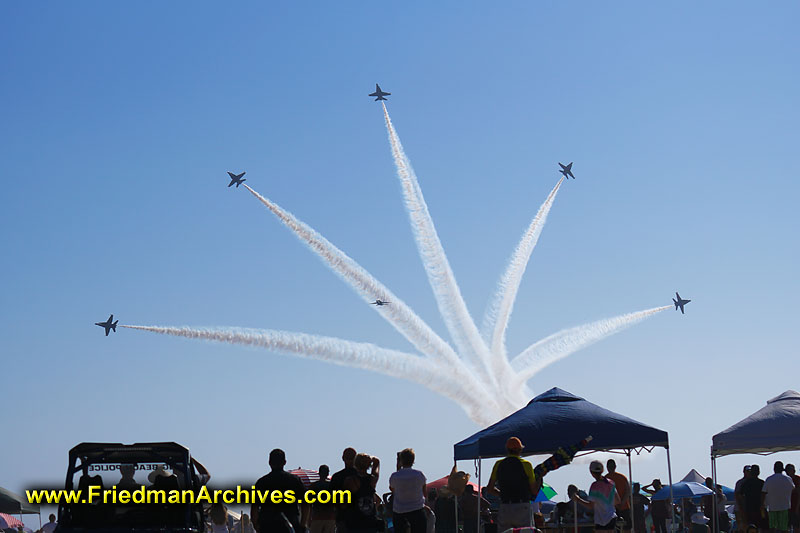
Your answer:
454,387 -> 669,460
712,390 -> 800,457
0,486 -> 40,514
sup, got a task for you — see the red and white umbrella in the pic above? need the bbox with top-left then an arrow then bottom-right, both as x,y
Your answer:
0,513 -> 25,529
288,468 -> 320,488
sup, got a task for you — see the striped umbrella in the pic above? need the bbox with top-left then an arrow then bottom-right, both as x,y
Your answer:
288,468 -> 321,488
0,513 -> 25,529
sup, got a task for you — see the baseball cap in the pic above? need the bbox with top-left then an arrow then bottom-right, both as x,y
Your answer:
506,437 -> 524,451
590,460 -> 604,473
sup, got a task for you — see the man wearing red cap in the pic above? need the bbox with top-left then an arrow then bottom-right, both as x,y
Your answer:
487,437 -> 542,531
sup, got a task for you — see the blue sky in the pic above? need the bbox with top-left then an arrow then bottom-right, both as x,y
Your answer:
2,1 -> 799,519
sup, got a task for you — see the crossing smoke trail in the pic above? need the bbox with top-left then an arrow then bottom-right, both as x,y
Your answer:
121,325 -> 501,424
241,185 -> 467,372
509,305 -> 671,390
381,104 -> 505,402
483,176 -> 565,384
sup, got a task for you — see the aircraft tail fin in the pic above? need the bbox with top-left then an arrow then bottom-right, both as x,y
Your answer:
112,320 -> 118,332
672,298 -> 678,309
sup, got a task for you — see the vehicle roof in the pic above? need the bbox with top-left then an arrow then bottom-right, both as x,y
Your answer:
68,442 -> 191,462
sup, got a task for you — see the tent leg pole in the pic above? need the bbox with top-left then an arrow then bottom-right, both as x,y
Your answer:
711,453 -> 718,533
574,499 -> 579,533
628,449 -> 635,533
667,447 -> 676,532
478,458 -> 482,533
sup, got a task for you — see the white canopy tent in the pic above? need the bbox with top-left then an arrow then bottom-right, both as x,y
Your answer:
710,390 -> 800,533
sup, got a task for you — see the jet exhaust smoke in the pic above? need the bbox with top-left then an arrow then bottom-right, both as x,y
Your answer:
381,104 -> 504,400
482,176 -> 565,384
510,305 -> 672,387
121,324 -> 501,424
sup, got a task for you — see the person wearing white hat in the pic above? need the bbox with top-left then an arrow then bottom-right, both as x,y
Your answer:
691,512 -> 710,533
571,461 -> 621,531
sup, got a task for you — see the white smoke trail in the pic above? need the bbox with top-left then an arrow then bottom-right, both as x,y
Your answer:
509,306 -> 671,388
242,185 -> 467,373
122,325 -> 502,425
381,104 -> 502,399
482,177 -> 565,384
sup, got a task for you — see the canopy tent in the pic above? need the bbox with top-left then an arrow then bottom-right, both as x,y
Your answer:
0,486 -> 39,514
710,390 -> 800,533
681,469 -> 707,484
454,387 -> 674,533
650,481 -> 713,501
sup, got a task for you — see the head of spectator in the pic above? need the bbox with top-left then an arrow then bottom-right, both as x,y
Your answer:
268,449 -> 286,472
786,464 -> 796,476
398,448 -> 415,468
567,484 -> 579,499
633,482 -> 641,493
652,478 -> 663,491
773,461 -> 784,474
606,458 -> 617,474
465,484 -> 475,495
505,437 -> 524,457
742,465 -> 751,477
590,460 -> 605,481
750,464 -> 760,478
318,464 -> 329,480
354,453 -> 373,474
342,447 -> 356,468
427,487 -> 437,505
704,477 -> 713,488
48,515 -> 56,523
148,465 -> 174,484
119,464 -> 136,484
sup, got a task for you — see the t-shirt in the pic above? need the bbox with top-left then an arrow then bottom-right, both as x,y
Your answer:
41,523 -> 57,533
605,472 -> 630,510
253,470 -> 307,531
389,468 -> 427,513
308,478 -> 335,520
490,455 -> 537,503
789,474 -> 800,512
588,478 -> 617,526
762,472 -> 795,511
330,466 -> 356,521
741,477 -> 764,517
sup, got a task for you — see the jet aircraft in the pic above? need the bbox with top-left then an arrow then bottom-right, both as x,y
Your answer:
370,300 -> 390,306
95,314 -> 119,336
368,84 -> 390,101
227,171 -> 246,188
673,292 -> 691,314
559,162 -> 576,179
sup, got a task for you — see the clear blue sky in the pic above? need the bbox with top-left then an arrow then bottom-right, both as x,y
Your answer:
2,1 -> 799,519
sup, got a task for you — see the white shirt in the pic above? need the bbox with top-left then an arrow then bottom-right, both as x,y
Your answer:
389,467 -> 426,513
762,472 -> 795,511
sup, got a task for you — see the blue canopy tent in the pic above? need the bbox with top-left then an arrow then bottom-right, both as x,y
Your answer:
709,391 -> 800,533
454,388 -> 674,533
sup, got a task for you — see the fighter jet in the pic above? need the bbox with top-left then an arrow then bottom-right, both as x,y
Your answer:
227,171 -> 246,188
558,162 -> 576,179
673,292 -> 691,314
95,314 -> 119,336
370,299 -> 390,306
368,84 -> 390,101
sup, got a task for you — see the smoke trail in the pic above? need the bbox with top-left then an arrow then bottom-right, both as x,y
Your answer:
242,185 -> 468,374
509,305 -> 671,387
122,325 -> 502,425
482,177 -> 564,384
381,104 -> 501,396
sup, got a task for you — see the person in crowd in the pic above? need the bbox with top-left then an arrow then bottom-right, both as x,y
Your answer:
703,477 -> 717,520
209,503 -> 229,533
784,464 -> 800,532
736,466 -> 753,532
330,447 -> 357,532
308,464 -> 335,533
39,514 -> 57,533
606,460 -> 631,533
389,448 -> 427,533
231,514 -> 256,533
117,464 -> 139,491
486,437 -> 542,532
571,460 -> 620,532
741,465 -> 766,532
761,461 -> 795,533
251,448 -> 309,533
564,484 -> 593,524
642,479 -> 668,533
691,512 -> 711,533
631,482 -> 650,533
342,453 -> 381,533
460,484 -> 490,533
